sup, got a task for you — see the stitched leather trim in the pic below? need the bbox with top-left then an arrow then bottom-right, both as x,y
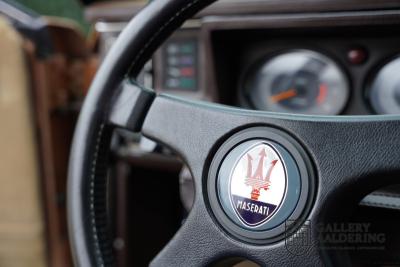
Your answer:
90,123 -> 108,267
360,193 -> 400,210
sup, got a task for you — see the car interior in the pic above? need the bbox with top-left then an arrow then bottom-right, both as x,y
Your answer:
1,0 -> 400,266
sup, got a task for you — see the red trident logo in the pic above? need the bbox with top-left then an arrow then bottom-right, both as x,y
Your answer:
245,148 -> 278,201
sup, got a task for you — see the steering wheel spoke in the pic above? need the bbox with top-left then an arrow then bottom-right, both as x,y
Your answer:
150,191 -> 324,267
296,117 -> 400,207
149,202 -> 230,267
108,81 -> 155,132
160,211 -> 337,267
142,93 -> 243,177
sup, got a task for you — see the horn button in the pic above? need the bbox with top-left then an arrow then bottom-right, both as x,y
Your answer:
207,127 -> 314,243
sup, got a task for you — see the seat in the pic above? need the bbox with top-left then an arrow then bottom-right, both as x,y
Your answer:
0,16 -> 47,267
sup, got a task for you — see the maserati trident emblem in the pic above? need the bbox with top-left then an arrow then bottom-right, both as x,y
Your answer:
211,131 -> 306,239
229,143 -> 287,227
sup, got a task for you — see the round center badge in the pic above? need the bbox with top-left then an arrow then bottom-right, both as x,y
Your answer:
208,127 -> 312,242
229,143 -> 286,227
215,138 -> 303,233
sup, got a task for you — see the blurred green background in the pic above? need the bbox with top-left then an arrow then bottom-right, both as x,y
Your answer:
14,0 -> 90,33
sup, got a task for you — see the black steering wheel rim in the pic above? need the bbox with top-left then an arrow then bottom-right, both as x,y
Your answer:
67,0 -> 400,266
68,1 -> 216,266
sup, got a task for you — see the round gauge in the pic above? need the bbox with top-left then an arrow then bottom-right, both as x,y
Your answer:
369,57 -> 400,114
241,50 -> 349,115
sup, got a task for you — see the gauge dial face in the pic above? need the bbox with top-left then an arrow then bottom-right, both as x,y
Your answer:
369,57 -> 400,114
242,50 -> 349,115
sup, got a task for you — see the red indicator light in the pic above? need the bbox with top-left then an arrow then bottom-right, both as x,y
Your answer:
347,48 -> 368,65
180,67 -> 194,76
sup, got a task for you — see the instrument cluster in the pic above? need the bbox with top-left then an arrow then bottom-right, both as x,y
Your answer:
239,49 -> 400,115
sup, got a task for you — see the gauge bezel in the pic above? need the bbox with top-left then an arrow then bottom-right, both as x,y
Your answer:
238,48 -> 351,115
364,53 -> 400,115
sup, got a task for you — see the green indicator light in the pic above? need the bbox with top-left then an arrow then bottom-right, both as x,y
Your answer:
181,44 -> 195,54
180,78 -> 195,89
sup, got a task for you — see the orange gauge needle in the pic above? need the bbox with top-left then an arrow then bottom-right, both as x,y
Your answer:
317,83 -> 328,104
270,89 -> 297,103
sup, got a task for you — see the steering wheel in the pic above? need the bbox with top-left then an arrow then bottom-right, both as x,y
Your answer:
67,0 -> 400,266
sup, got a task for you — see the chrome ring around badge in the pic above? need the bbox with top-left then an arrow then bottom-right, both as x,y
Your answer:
217,140 -> 301,232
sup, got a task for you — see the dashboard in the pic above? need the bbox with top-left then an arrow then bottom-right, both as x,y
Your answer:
89,0 -> 400,117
